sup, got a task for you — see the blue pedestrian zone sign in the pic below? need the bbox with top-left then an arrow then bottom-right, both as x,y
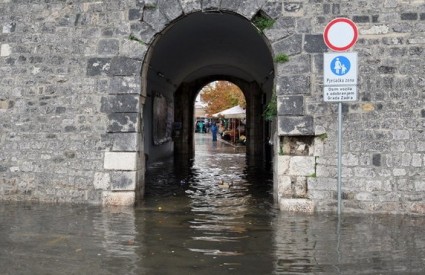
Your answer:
323,52 -> 358,102
330,56 -> 350,76
323,52 -> 357,86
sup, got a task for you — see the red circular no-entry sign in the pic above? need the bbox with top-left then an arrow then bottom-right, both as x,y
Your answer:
323,18 -> 358,52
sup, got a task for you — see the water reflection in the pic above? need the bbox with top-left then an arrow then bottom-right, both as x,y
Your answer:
0,203 -> 140,275
273,213 -> 425,274
93,207 -> 140,273
141,133 -> 275,273
1,134 -> 425,274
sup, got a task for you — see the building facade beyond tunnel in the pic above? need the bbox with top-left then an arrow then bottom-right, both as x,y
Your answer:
0,0 -> 424,215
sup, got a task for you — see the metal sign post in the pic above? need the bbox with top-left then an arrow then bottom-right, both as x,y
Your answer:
323,18 -> 359,216
337,102 -> 343,216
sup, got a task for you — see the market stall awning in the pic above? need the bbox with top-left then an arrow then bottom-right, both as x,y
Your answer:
212,105 -> 246,119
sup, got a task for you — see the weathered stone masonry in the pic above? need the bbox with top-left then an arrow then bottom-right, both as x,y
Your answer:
0,0 -> 424,214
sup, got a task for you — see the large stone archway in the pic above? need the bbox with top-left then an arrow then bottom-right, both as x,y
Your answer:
97,2 -> 315,207
140,10 -> 275,177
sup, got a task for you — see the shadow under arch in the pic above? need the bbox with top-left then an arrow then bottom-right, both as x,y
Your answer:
140,10 -> 275,191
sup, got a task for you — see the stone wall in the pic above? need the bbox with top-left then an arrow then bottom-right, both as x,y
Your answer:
0,0 -> 424,214
0,0 -> 146,205
272,0 -> 425,215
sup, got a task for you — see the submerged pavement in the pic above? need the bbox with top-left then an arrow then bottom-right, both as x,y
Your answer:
1,134 -> 425,274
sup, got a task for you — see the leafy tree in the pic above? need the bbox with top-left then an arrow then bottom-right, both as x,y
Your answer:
200,81 -> 246,115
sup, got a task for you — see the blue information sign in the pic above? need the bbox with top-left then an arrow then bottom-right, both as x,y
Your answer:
330,56 -> 351,76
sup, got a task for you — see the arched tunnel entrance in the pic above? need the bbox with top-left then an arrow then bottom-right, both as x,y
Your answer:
142,11 -> 274,179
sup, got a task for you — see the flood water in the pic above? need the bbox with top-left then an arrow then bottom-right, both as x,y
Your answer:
1,134 -> 425,274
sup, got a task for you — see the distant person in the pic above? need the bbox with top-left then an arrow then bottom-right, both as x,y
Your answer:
198,121 -> 204,133
211,122 -> 218,141
205,121 -> 210,133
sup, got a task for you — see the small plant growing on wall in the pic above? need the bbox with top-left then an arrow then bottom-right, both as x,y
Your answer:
128,33 -> 145,45
274,53 -> 289,63
317,133 -> 328,141
144,2 -> 157,9
252,12 -> 275,32
307,172 -> 317,178
263,90 -> 277,121
263,53 -> 289,121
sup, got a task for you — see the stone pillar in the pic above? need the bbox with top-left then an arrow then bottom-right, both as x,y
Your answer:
245,81 -> 265,163
273,49 -> 318,212
93,57 -> 145,206
173,83 -> 195,159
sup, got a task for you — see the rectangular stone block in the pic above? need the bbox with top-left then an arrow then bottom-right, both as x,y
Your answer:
352,15 -> 370,23
110,76 -> 141,94
278,115 -> 314,135
277,155 -> 290,176
408,202 -> 425,214
158,0 -> 183,21
308,190 -> 334,200
304,35 -> 327,53
93,172 -> 110,190
276,75 -> 310,95
278,175 -> 292,198
284,2 -> 302,13
278,95 -> 304,115
277,54 -> 310,75
202,0 -> 220,10
102,191 -> 135,206
101,95 -> 140,113
415,180 -> 425,191
307,177 -> 337,191
104,152 -> 138,170
180,0 -> 202,13
277,155 -> 315,176
129,8 -> 142,20
355,192 -> 374,201
142,7 -> 169,32
262,1 -> 282,19
279,198 -> 315,213
107,113 -> 139,133
0,99 -> 10,110
401,13 -> 418,20
289,156 -> 315,176
0,44 -> 11,56
236,0 -> 260,19
272,35 -> 302,56
122,39 -> 148,59
2,22 -> 16,33
111,171 -> 137,191
392,130 -> 410,140
86,58 -> 111,76
220,0 -> 240,11
109,57 -> 142,76
97,39 -> 119,55
346,178 -> 385,192
110,133 -> 140,151
131,21 -> 156,44
294,177 -> 307,198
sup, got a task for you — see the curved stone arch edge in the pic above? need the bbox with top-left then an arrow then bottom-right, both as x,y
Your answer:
98,5 -> 318,207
